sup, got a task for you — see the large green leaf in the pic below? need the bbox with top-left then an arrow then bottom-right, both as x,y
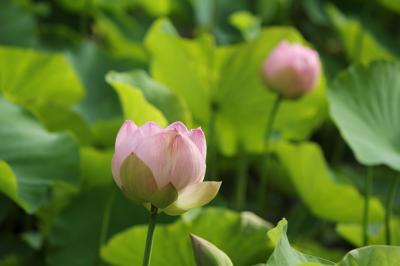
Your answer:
46,148 -> 149,266
378,0 -> 400,14
145,18 -> 327,155
94,12 -> 147,63
336,217 -> 400,246
216,27 -> 327,154
0,46 -> 84,108
0,45 -> 91,144
336,245 -> 400,266
0,0 -> 38,47
325,4 -> 395,64
107,73 -> 168,126
102,208 -> 272,266
275,141 -> 384,223
0,98 -> 80,213
58,0 -> 171,16
145,19 -> 212,124
266,219 -> 334,266
329,61 -> 400,171
66,41 -> 124,122
106,70 -> 192,124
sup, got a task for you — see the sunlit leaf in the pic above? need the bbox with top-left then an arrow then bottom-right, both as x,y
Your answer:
106,70 -> 192,124
102,208 -> 272,266
145,18 -> 327,155
0,46 -> 84,108
275,141 -> 384,223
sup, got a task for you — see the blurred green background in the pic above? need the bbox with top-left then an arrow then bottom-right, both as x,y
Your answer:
1,0 -> 400,265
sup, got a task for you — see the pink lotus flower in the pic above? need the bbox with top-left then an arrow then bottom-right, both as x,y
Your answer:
261,41 -> 321,99
112,120 -> 221,215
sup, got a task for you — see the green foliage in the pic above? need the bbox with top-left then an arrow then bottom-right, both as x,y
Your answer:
106,70 -> 192,124
46,148 -> 149,266
336,217 -> 400,246
329,61 -> 400,171
275,141 -> 384,223
326,4 -> 396,64
266,219 -> 334,266
266,219 -> 400,266
0,46 -> 84,108
102,208 -> 272,266
1,1 -> 400,265
336,245 -> 400,266
0,98 -> 80,213
0,0 -> 38,47
145,18 -> 327,155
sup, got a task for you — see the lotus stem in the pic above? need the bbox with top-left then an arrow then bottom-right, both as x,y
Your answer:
363,167 -> 373,246
234,144 -> 248,210
257,95 -> 282,214
385,174 -> 399,245
142,205 -> 158,266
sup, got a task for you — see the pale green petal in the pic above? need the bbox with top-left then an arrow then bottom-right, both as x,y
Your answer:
120,153 -> 158,203
150,183 -> 178,208
163,181 -> 221,215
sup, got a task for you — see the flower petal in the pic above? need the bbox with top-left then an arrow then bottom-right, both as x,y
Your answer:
119,153 -> 158,203
112,132 -> 142,184
187,127 -> 207,159
167,121 -> 189,133
133,131 -> 206,190
115,120 -> 138,148
138,121 -> 162,136
149,183 -> 178,208
162,181 -> 221,215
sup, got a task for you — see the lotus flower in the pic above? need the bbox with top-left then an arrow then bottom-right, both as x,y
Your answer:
261,41 -> 321,99
112,120 -> 221,215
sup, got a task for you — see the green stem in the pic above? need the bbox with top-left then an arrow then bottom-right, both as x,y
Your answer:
96,189 -> 115,266
142,205 -> 158,266
207,101 -> 219,180
363,167 -> 373,246
234,144 -> 248,210
80,0 -> 92,36
257,95 -> 282,214
385,174 -> 399,245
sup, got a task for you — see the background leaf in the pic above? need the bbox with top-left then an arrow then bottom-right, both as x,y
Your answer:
0,98 -> 80,213
329,61 -> 400,171
102,208 -> 272,266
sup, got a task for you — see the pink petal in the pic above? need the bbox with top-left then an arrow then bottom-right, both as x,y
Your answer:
167,121 -> 189,133
133,130 -> 206,190
138,121 -> 162,136
187,127 -> 207,159
115,120 -> 137,148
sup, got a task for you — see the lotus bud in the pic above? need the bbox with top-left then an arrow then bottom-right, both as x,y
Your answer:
112,120 -> 221,215
261,41 -> 321,99
190,234 -> 233,266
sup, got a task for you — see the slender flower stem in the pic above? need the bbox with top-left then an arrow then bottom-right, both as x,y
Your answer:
234,144 -> 248,210
95,188 -> 115,266
142,205 -> 158,266
257,95 -> 282,214
385,174 -> 399,245
363,167 -> 373,246
207,101 -> 219,180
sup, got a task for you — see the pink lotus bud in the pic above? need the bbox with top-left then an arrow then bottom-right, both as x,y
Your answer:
261,41 -> 321,99
112,120 -> 221,215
